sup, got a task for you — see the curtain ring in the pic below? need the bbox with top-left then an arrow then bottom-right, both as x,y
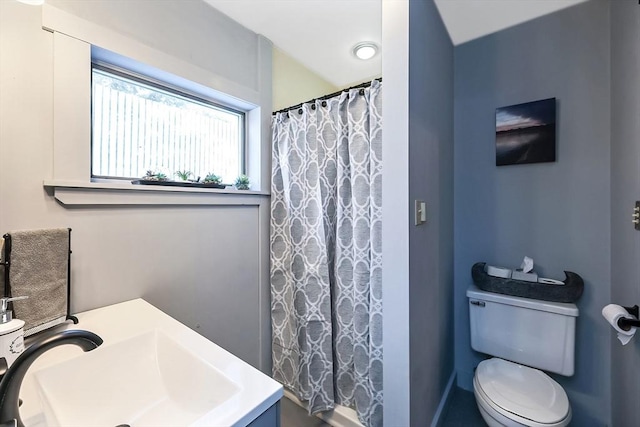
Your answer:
359,88 -> 365,96
298,108 -> 303,115
322,101 -> 327,107
311,104 -> 316,110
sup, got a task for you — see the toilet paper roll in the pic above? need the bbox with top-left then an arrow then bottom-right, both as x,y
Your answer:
486,265 -> 512,279
602,304 -> 637,345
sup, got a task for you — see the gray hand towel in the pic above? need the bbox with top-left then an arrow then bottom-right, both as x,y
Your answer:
6,228 -> 70,336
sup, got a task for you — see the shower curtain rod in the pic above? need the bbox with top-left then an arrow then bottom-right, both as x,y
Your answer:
272,77 -> 382,115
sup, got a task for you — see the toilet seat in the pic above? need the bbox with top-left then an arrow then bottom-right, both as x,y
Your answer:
474,358 -> 571,427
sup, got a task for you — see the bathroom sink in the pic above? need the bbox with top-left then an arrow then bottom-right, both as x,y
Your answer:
34,330 -> 240,427
15,299 -> 282,427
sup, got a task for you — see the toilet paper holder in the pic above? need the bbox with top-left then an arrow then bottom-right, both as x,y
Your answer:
619,305 -> 640,331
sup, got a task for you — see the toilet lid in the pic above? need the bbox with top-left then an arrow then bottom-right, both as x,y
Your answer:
476,358 -> 569,424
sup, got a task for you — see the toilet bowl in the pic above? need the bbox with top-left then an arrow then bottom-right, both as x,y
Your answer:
467,287 -> 578,427
473,358 -> 571,427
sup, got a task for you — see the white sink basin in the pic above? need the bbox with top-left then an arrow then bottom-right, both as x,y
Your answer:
16,299 -> 282,427
34,330 -> 240,427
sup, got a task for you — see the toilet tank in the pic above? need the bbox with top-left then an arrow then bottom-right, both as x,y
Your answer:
467,286 -> 578,376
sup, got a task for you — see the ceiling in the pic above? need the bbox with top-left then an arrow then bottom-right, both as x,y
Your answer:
203,0 -> 381,88
434,0 -> 589,45
203,0 -> 589,88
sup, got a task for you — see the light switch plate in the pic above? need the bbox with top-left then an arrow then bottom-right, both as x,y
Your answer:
415,200 -> 426,226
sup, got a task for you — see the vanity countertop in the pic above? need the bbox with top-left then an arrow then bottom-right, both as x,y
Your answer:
18,298 -> 283,427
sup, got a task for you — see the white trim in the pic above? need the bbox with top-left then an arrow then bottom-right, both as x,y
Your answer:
382,0 -> 411,424
42,4 -> 273,195
283,389 -> 364,427
430,371 -> 457,427
41,4 -> 260,104
52,32 -> 90,182
44,181 -> 269,206
44,180 -> 269,196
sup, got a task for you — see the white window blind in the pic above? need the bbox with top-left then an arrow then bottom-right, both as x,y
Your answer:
91,66 -> 244,183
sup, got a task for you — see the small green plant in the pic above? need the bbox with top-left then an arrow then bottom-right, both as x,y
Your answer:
203,173 -> 223,185
143,170 -> 168,181
234,174 -> 250,190
175,170 -> 192,181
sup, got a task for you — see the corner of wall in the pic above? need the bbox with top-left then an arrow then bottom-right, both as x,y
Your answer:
271,47 -> 338,111
430,372 -> 457,427
381,0 -> 411,424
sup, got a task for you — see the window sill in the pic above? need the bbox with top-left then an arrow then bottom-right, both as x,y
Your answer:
43,180 -> 270,206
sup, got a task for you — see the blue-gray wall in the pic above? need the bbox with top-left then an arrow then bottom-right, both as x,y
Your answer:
381,0 -> 455,424
611,1 -> 640,426
409,0 -> 454,424
453,1 -> 611,425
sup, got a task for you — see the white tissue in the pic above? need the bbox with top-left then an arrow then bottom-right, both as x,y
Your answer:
602,304 -> 637,345
520,256 -> 534,273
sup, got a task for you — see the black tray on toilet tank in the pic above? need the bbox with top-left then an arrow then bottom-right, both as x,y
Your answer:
471,262 -> 584,303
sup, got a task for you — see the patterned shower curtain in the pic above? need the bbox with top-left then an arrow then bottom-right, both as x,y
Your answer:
270,80 -> 382,427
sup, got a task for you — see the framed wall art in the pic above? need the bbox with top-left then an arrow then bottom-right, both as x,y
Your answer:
496,98 -> 556,166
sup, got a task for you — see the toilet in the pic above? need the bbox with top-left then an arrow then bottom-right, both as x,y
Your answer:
467,286 -> 578,427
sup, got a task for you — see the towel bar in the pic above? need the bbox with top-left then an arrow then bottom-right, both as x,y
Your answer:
1,229 -> 78,331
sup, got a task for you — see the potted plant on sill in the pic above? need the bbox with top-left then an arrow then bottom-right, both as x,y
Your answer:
203,172 -> 225,188
141,170 -> 168,181
234,174 -> 250,190
175,170 -> 192,182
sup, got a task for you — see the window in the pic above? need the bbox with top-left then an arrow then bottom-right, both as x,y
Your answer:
91,65 -> 245,184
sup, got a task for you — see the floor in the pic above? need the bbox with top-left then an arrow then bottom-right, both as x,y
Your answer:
280,397 -> 330,427
280,387 -> 484,427
441,387 -> 486,427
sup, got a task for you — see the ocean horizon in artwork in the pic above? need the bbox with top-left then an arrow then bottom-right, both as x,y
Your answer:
496,98 -> 556,166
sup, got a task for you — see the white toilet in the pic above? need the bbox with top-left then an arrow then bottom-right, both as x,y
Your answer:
467,286 -> 578,427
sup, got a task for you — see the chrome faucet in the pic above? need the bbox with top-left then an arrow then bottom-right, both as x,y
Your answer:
0,330 -> 103,427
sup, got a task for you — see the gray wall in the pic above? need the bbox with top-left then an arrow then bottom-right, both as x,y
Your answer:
453,1 -> 611,425
409,0 -> 454,424
47,0 -> 260,92
382,0 -> 454,424
0,1 -> 272,372
610,1 -> 640,426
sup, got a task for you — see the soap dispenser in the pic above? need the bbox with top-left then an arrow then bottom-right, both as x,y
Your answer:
0,296 -> 28,367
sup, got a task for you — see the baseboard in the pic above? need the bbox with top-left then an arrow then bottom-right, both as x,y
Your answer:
430,371 -> 457,427
457,368 -> 474,392
283,389 -> 363,427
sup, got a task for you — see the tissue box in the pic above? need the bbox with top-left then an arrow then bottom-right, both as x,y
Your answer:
512,270 -> 538,282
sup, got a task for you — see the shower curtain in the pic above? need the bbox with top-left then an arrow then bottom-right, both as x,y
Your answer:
270,80 -> 382,427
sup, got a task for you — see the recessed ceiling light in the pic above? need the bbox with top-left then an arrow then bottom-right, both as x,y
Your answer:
16,0 -> 44,4
353,42 -> 378,60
